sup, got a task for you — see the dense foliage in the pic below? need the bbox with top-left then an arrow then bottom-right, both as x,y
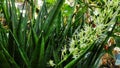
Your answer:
0,0 -> 120,68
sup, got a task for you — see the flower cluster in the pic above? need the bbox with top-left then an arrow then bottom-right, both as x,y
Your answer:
68,0 -> 120,59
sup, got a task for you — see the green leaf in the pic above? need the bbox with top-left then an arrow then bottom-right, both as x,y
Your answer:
0,51 -> 10,68
38,37 -> 45,67
62,4 -> 74,16
43,0 -> 65,35
9,30 -> 31,68
0,43 -> 19,68
115,36 -> 120,47
64,45 -> 91,68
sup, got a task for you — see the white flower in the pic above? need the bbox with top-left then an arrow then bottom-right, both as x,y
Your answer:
65,0 -> 75,7
37,0 -> 43,7
48,60 -> 55,67
61,45 -> 67,58
93,8 -> 100,16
